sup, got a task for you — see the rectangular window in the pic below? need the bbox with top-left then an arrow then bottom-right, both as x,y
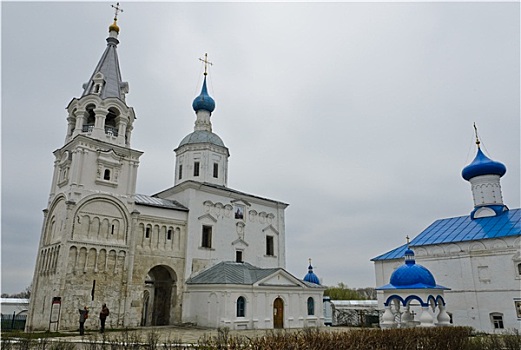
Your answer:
266,236 -> 274,256
202,225 -> 212,248
194,162 -> 200,177
213,163 -> 218,178
178,165 -> 183,180
236,250 -> 243,263
491,314 -> 504,329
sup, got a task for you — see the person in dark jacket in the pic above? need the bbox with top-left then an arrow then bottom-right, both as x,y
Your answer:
99,303 -> 110,333
78,306 -> 89,335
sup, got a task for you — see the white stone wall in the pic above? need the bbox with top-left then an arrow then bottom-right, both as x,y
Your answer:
158,184 -> 287,280
183,284 -> 324,329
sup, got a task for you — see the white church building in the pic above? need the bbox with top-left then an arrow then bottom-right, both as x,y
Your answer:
26,13 -> 324,332
373,135 -> 521,332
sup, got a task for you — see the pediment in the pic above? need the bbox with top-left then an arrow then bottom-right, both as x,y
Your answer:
231,238 -> 249,247
262,225 -> 279,235
230,199 -> 251,207
97,149 -> 122,166
256,269 -> 304,288
198,213 -> 217,223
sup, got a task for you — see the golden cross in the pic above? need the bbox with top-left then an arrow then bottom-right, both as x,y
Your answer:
473,122 -> 481,147
111,2 -> 124,20
199,53 -> 213,76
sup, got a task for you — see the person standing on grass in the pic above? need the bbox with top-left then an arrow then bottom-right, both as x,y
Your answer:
99,303 -> 110,333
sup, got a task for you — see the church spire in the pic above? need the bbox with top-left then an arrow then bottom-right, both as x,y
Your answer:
65,3 -> 135,148
81,2 -> 129,101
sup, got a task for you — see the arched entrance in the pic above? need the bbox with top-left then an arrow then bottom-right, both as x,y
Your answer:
143,265 -> 177,326
273,297 -> 284,329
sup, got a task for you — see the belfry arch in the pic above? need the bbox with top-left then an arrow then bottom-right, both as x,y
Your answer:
142,265 -> 177,326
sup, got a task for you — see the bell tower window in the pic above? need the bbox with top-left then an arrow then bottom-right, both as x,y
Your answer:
178,164 -> 183,180
103,169 -> 111,180
83,106 -> 96,132
105,109 -> 118,136
194,162 -> 200,177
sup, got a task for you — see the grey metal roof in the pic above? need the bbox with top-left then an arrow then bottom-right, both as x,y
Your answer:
372,208 -> 520,261
82,36 -> 127,100
178,130 -> 226,148
186,262 -> 281,285
157,180 -> 289,207
135,194 -> 188,211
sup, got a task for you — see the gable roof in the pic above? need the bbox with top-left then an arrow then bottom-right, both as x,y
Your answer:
372,208 -> 520,261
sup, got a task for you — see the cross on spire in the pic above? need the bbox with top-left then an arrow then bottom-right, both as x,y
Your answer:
111,2 -> 124,20
473,122 -> 481,148
199,53 -> 213,76
406,235 -> 410,247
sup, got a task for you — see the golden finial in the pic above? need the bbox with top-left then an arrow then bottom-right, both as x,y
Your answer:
199,53 -> 213,76
473,122 -> 481,148
109,2 -> 123,33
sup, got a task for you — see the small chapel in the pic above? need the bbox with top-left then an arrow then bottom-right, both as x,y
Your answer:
373,129 -> 520,332
26,11 -> 325,332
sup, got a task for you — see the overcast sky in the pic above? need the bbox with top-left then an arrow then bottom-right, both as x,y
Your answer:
2,2 -> 519,294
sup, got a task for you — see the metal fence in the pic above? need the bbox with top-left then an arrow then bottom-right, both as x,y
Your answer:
1,313 -> 27,330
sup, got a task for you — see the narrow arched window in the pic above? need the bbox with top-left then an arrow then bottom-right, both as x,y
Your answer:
237,296 -> 245,317
307,297 -> 315,316
104,169 -> 111,180
517,263 -> 521,276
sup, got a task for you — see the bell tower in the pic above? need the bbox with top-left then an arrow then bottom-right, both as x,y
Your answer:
27,6 -> 143,331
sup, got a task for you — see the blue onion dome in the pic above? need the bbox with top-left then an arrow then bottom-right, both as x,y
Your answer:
192,76 -> 215,113
389,249 -> 436,288
462,147 -> 506,181
303,261 -> 320,285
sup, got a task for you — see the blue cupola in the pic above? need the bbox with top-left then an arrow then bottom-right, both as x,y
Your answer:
192,76 -> 215,113
462,147 -> 506,181
389,249 -> 436,288
461,126 -> 508,219
377,246 -> 448,290
303,259 -> 320,285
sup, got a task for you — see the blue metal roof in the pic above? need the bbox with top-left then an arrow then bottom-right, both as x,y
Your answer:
372,208 -> 520,261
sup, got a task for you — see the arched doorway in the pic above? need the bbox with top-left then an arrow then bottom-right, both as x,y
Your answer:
143,265 -> 177,326
273,297 -> 284,329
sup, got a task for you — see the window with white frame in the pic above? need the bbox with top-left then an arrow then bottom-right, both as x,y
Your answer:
307,297 -> 315,316
237,296 -> 246,317
490,313 -> 504,329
